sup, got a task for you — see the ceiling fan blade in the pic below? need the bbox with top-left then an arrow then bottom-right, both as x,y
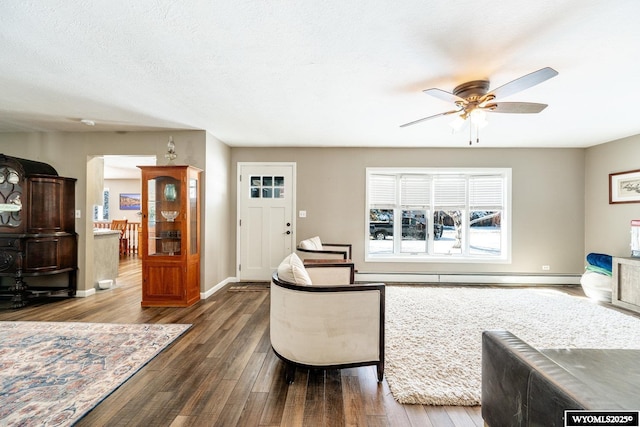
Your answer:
487,67 -> 558,100
484,102 -> 548,114
400,110 -> 460,128
423,88 -> 465,104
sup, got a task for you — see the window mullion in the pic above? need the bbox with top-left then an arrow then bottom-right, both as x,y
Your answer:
393,176 -> 401,254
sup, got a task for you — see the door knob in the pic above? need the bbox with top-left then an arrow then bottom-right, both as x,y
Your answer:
285,230 -> 291,235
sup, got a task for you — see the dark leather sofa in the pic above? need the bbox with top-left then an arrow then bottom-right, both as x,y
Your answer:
481,330 -> 640,427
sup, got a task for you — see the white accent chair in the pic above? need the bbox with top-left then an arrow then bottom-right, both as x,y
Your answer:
296,236 -> 352,260
270,253 -> 385,384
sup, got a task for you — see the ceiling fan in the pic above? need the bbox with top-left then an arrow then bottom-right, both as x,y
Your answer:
400,67 -> 558,143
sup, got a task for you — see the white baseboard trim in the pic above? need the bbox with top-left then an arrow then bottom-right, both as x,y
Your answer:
202,276 -> 237,299
75,288 -> 96,298
355,272 -> 582,285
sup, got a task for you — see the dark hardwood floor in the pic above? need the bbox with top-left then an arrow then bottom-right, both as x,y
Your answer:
0,257 -> 625,426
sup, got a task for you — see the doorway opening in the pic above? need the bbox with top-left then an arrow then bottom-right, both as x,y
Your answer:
86,155 -> 155,294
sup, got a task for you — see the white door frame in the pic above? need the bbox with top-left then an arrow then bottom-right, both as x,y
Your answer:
236,162 -> 297,280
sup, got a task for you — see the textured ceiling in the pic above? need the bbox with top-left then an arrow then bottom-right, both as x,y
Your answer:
2,1 -> 640,148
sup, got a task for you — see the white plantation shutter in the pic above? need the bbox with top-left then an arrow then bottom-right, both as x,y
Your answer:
469,176 -> 503,208
400,175 -> 430,207
433,176 -> 466,207
369,174 -> 396,207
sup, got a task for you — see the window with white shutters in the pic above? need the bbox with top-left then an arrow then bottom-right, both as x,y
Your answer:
366,168 -> 510,262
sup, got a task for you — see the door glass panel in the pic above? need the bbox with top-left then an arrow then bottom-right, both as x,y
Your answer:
249,175 -> 285,199
0,166 -> 23,227
189,178 -> 198,254
274,176 -> 285,198
147,176 -> 181,257
250,176 -> 261,198
147,178 -> 157,256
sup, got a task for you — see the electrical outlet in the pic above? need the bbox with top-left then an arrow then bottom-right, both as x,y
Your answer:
75,210 -> 81,218
542,265 -> 550,271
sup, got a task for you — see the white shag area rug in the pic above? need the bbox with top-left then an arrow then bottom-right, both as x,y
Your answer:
385,286 -> 640,406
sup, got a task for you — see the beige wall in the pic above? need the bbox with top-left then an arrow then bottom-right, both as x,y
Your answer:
103,179 -> 143,223
203,131 -> 234,291
231,147 -> 586,275
0,130 -> 233,294
585,135 -> 640,257
4,129 -> 634,287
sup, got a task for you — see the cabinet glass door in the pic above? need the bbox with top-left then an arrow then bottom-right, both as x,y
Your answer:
0,165 -> 22,228
188,177 -> 198,255
147,175 -> 182,257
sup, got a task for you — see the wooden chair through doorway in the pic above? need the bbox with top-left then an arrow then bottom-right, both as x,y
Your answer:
110,219 -> 128,255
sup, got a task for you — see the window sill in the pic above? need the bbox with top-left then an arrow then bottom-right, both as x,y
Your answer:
365,254 -> 511,264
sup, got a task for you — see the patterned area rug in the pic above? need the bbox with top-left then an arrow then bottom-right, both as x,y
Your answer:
0,321 -> 191,426
385,286 -> 640,405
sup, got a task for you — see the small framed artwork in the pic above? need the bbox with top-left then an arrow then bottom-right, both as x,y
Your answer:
119,193 -> 141,210
609,169 -> 640,204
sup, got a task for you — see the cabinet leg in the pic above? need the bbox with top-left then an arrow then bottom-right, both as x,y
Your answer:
9,275 -> 28,308
68,270 -> 77,297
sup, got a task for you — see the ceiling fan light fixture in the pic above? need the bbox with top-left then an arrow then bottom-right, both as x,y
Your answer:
470,109 -> 488,128
449,115 -> 466,131
400,67 -> 558,144
469,108 -> 486,124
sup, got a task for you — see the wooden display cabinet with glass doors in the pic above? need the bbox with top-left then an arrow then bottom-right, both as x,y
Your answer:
138,165 -> 202,307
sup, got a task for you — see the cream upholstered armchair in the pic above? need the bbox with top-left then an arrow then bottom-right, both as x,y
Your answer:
270,253 -> 385,384
296,236 -> 352,260
303,259 -> 355,284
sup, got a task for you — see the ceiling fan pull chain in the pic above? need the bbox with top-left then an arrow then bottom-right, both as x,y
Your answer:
469,123 -> 481,145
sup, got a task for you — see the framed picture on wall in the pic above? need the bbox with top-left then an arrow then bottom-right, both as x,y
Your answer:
609,169 -> 640,204
119,193 -> 141,210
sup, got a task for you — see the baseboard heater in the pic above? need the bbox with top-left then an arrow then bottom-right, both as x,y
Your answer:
355,272 -> 582,285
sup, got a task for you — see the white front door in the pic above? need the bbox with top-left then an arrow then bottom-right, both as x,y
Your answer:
237,163 -> 296,281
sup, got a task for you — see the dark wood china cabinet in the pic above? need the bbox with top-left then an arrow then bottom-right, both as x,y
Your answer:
0,154 -> 77,307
